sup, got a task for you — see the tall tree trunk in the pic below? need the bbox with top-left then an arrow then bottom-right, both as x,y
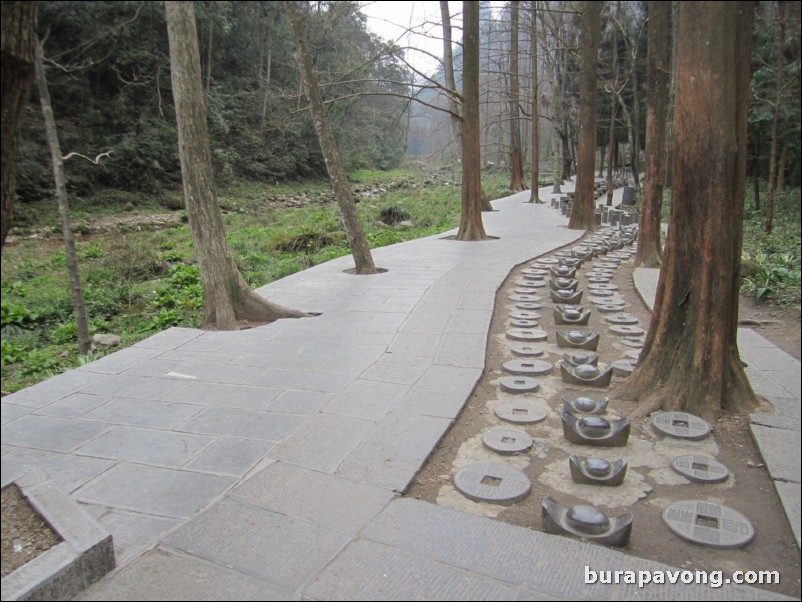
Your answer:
508,0 -> 527,192
606,2 -> 620,207
765,0 -> 786,235
568,1 -> 601,231
456,1 -> 488,241
204,19 -> 212,95
751,143 -> 761,210
635,0 -> 670,268
286,1 -> 378,273
615,2 -> 758,421
630,57 -> 641,192
1,1 -> 37,251
528,0 -> 543,203
777,144 -> 787,192
34,41 -> 91,355
440,0 -> 462,157
166,1 -> 307,329
664,1 -> 679,190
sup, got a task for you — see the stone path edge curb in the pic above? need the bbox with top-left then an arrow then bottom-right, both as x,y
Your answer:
1,469 -> 115,601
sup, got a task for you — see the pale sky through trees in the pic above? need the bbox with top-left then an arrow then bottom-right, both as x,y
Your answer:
361,1 -> 505,76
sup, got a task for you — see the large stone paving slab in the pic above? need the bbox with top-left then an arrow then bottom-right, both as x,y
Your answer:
231,462 -> 394,535
169,382 -> 282,410
163,499 -> 350,591
2,370 -> 110,408
323,379 -> 408,420
30,393 -> 113,419
76,346 -> 164,375
303,539 -> 528,601
177,407 -> 303,441
0,414 -> 110,452
93,509 -> 182,565
1,401 -> 33,424
75,426 -> 214,468
399,365 -> 483,419
79,374 -> 193,401
774,481 -> 801,548
1,447 -> 114,493
184,437 -> 274,476
82,397 -> 203,428
362,499 -> 783,600
79,547 -> 291,601
750,424 -> 801,483
75,464 -> 234,518
267,413 -> 374,473
337,410 -> 452,492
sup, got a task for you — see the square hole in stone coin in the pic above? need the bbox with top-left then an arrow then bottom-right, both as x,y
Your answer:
481,476 -> 502,487
695,515 -> 719,529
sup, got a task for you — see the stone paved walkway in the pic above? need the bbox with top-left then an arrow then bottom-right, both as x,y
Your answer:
1,189 -> 797,600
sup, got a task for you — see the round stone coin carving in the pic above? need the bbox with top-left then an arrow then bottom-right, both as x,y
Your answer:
454,463 -> 531,503
510,311 -> 541,321
671,455 -> 730,483
599,304 -> 627,313
503,359 -> 553,376
652,411 -> 712,440
662,500 -> 754,548
509,294 -> 540,302
506,328 -> 548,342
499,376 -> 540,393
510,344 -> 545,357
482,428 -> 534,454
509,319 -> 538,328
516,302 -> 543,311
609,325 -> 646,336
611,359 -> 637,377
605,314 -> 639,325
495,400 -> 549,424
588,290 -> 614,297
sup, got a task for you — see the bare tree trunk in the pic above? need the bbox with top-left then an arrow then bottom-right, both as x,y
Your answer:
631,58 -> 641,191
286,1 -> 378,273
777,144 -> 787,192
615,2 -> 758,421
34,41 -> 91,355
456,1 -> 488,240
1,1 -> 37,251
440,0 -> 462,155
606,2 -> 620,207
166,1 -> 308,329
765,0 -> 786,235
635,0 -> 669,268
508,0 -> 527,192
528,0 -> 543,203
204,19 -> 212,95
568,1 -> 601,231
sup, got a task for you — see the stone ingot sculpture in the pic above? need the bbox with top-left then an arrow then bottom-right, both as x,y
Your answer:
553,304 -> 591,325
569,456 -> 628,486
550,289 -> 583,304
549,277 -> 579,292
560,362 -> 613,387
562,394 -> 608,414
556,329 -> 599,351
561,352 -> 599,368
561,411 -> 630,447
542,496 -> 632,547
560,257 -> 583,268
550,265 -> 577,279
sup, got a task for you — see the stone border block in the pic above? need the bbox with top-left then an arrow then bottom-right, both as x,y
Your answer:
1,469 -> 115,601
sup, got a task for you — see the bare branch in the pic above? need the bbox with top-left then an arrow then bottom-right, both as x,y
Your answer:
62,151 -> 113,164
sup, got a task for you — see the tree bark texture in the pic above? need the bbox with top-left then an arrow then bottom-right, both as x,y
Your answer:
286,1 -> 378,273
615,2 -> 758,421
635,0 -> 670,268
508,0 -> 527,192
166,1 -> 307,329
440,1 -> 462,157
34,41 -> 92,355
456,1 -> 488,240
764,0 -> 786,235
568,1 -> 601,231
605,2 -> 619,207
528,0 -> 543,203
1,1 -> 37,251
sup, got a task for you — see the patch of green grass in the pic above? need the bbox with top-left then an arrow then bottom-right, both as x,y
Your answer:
2,167 -> 525,391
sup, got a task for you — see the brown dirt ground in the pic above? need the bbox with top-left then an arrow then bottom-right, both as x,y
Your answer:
406,234 -> 801,599
1,484 -> 62,577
